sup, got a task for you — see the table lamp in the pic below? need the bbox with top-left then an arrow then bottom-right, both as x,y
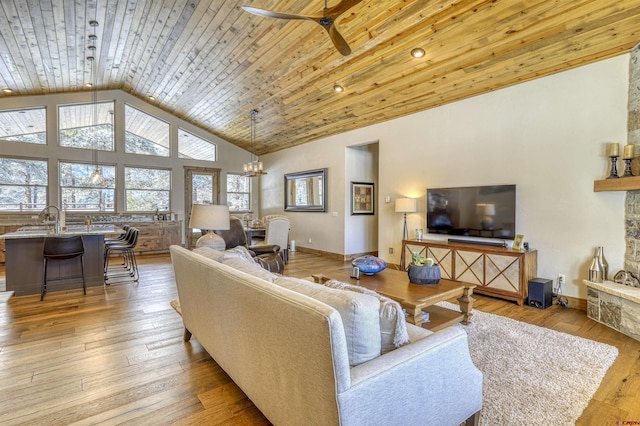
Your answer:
395,198 -> 417,241
189,204 -> 230,250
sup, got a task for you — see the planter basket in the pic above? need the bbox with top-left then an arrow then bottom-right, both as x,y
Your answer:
408,264 -> 441,285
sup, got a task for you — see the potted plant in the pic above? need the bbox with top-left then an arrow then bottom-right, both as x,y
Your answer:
408,252 -> 441,285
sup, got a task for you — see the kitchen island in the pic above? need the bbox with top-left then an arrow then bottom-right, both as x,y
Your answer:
0,225 -> 123,297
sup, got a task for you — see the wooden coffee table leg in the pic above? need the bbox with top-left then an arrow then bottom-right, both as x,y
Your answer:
403,305 -> 424,326
457,286 -> 476,325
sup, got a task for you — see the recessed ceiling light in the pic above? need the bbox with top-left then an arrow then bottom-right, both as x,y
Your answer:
148,95 -> 155,101
333,84 -> 344,93
411,48 -> 425,58
85,82 -> 93,88
2,88 -> 12,93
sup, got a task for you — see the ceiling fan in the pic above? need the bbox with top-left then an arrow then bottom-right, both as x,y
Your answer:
241,0 -> 364,56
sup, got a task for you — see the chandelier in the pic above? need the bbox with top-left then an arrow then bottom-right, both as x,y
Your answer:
87,19 -> 105,186
243,109 -> 267,177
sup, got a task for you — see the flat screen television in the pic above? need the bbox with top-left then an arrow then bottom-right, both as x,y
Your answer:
426,185 -> 516,239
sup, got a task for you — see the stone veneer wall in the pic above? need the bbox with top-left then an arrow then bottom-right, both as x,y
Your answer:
626,43 -> 640,273
586,281 -> 640,341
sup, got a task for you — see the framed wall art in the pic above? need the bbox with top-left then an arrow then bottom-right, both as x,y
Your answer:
351,182 -> 375,215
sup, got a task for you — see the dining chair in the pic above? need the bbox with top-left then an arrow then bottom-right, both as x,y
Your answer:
257,215 -> 291,263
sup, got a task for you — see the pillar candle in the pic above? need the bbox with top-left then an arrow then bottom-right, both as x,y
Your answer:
609,143 -> 620,156
624,144 -> 635,159
609,143 -> 619,157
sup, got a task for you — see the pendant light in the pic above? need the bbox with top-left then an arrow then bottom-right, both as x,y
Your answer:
242,109 -> 267,177
87,19 -> 105,186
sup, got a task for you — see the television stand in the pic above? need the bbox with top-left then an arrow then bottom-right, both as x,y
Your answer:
402,239 -> 537,305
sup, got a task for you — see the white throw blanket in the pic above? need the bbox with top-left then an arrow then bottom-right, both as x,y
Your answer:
325,279 -> 410,348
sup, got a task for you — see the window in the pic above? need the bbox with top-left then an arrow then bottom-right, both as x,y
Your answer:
125,104 -> 170,156
0,107 -> 47,144
58,101 -> 115,150
178,128 -> 216,160
192,173 -> 214,204
0,157 -> 48,211
227,173 -> 250,212
125,166 -> 171,212
59,162 -> 116,212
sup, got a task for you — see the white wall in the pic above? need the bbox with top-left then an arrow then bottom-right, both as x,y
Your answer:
260,143 -> 346,255
345,143 -> 379,254
262,54 -> 630,299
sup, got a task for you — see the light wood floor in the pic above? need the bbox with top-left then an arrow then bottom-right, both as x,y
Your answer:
0,251 -> 639,425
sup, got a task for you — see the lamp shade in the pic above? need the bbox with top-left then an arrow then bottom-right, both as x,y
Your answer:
190,204 -> 230,250
395,198 -> 417,213
189,204 -> 231,231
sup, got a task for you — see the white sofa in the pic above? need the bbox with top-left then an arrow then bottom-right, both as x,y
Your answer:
170,245 -> 483,425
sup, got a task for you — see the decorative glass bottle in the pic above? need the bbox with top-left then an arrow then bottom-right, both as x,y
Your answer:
596,246 -> 608,281
588,255 -> 603,283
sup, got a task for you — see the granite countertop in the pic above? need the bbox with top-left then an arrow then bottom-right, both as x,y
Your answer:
0,224 -> 123,239
0,219 -> 180,226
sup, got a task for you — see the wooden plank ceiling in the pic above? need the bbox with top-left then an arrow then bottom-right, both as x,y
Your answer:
0,0 -> 639,155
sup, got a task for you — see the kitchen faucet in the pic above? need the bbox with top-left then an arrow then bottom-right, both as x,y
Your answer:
40,205 -> 61,233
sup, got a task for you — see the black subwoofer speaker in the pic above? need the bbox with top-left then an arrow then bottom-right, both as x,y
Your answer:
528,278 -> 553,309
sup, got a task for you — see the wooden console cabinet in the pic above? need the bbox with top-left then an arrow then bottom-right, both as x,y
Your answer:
401,239 -> 537,305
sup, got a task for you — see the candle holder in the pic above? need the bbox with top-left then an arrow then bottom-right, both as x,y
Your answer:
623,158 -> 634,177
607,155 -> 619,179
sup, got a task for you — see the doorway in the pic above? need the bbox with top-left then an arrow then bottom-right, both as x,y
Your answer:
345,142 -> 379,256
184,166 -> 221,248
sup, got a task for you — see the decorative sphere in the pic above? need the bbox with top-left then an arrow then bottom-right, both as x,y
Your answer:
352,255 -> 387,275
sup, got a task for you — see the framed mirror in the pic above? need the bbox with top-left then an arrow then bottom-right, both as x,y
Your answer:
284,168 -> 328,212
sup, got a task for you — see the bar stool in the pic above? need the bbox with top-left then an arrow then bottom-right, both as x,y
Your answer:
104,227 -> 139,284
42,236 -> 86,301
105,224 -> 130,244
104,226 -> 134,269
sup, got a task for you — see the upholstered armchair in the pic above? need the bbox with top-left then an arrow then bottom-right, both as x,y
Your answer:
214,217 -> 284,273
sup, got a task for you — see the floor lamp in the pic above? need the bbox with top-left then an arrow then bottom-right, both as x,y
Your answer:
395,198 -> 417,269
189,204 -> 231,250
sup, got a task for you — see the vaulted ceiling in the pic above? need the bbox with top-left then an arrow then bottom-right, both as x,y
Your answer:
1,0 -> 639,155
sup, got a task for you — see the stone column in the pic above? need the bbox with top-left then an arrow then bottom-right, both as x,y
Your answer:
625,43 -> 640,274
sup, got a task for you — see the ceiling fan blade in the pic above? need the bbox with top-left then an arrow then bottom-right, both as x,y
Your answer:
242,4 -> 354,56
324,0 -> 365,18
241,6 -> 314,21
325,24 -> 351,56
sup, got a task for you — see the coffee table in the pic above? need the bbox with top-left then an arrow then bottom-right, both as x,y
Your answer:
312,268 -> 475,331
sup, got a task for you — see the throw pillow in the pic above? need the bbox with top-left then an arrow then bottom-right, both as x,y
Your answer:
220,257 -> 278,283
323,279 -> 410,354
220,246 -> 256,263
193,246 -> 225,261
273,276 -> 381,366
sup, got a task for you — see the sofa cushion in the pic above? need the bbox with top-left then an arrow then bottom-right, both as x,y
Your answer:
322,279 -> 411,354
274,276 -> 381,366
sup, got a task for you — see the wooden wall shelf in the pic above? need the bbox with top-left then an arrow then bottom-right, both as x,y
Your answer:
594,176 -> 640,192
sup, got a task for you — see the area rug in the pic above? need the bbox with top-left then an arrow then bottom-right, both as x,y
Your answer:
438,302 -> 619,425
